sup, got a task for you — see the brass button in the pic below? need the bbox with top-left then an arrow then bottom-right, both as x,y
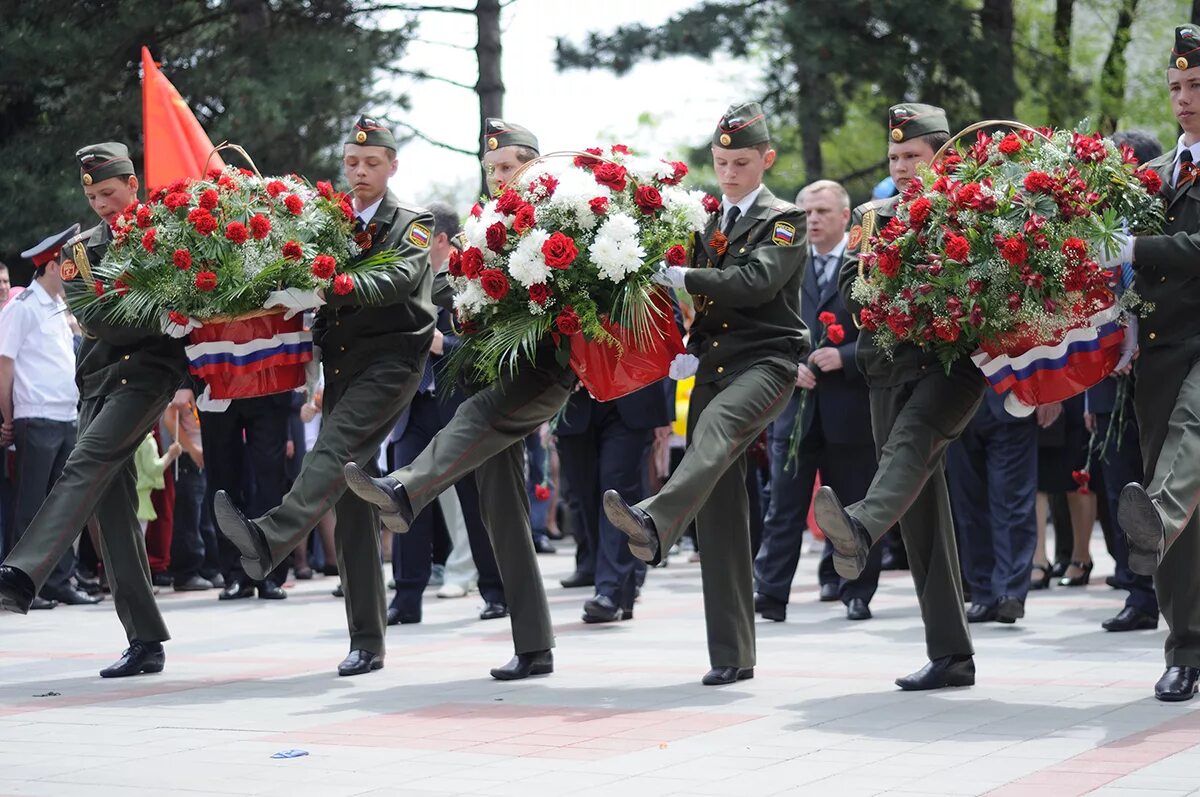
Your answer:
738,248 -> 746,254
335,321 -> 341,326
717,366 -> 725,374
1161,276 -> 1167,283
722,323 -> 729,329
122,355 -> 130,360
334,368 -> 340,375
1169,216 -> 1177,222
120,378 -> 127,385
712,341 -> 720,348
340,346 -> 346,352
1149,332 -> 1157,340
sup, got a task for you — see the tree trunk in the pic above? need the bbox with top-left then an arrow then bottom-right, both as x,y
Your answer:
1098,0 -> 1141,134
475,0 -> 503,195
979,0 -> 1016,119
1193,0 -> 1200,25
1047,0 -> 1074,127
796,75 -> 823,182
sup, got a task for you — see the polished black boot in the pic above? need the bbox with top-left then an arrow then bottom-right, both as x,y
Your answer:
338,649 -> 384,676
895,655 -> 975,691
99,641 -> 165,678
490,650 -> 553,680
343,463 -> 414,533
603,490 -> 660,564
702,666 -> 754,686
1155,666 -> 1200,702
583,594 -> 628,623
813,487 -> 872,580
213,491 -> 274,581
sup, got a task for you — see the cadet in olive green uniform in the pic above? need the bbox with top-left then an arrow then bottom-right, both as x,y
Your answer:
1115,26 -> 1200,702
602,103 -> 806,686
214,117 -> 435,677
0,143 -> 187,678
817,104 -> 984,691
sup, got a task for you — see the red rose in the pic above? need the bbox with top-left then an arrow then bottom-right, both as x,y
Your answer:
818,311 -> 837,327
164,192 -> 191,211
998,133 -> 1023,156
332,273 -> 354,296
495,189 -> 523,216
610,144 -> 631,155
661,160 -> 688,185
316,181 -> 334,199
479,268 -> 510,300
555,305 -> 581,335
461,248 -> 485,279
1000,236 -> 1027,266
908,197 -> 932,228
141,228 -> 157,253
534,483 -> 551,501
528,282 -> 550,305
195,271 -> 218,292
191,210 -> 217,236
173,249 -> 192,270
945,233 -> 971,262
199,189 -> 219,211
513,204 -> 536,234
282,241 -> 303,261
1023,171 -> 1055,194
249,213 -> 271,240
266,180 -> 288,198
589,197 -> 609,216
486,222 -> 508,253
702,194 -> 721,214
136,206 -> 154,228
876,247 -> 902,277
542,231 -> 579,269
311,255 -> 337,279
593,162 -> 628,192
224,221 -> 249,245
1136,168 -> 1163,194
284,195 -> 304,215
634,184 -> 664,215
573,147 -> 604,169
447,249 -> 463,277
537,174 -> 558,197
826,323 -> 845,345
932,317 -> 960,342
665,244 -> 688,266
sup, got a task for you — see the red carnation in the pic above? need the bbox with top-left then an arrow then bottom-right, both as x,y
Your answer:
470,202 -> 483,219
191,210 -> 217,236
593,162 -> 628,192
908,197 -> 932,228
945,233 -> 971,262
168,310 -> 190,327
164,192 -> 191,211
542,232 -> 579,269
1136,168 -> 1163,194
826,323 -> 846,345
113,278 -> 130,297
1072,469 -> 1091,494
665,244 -> 688,266
1000,236 -> 1028,266
311,255 -> 337,280
954,182 -> 983,209
249,213 -> 271,240
495,190 -> 524,216
447,249 -> 463,278
556,305 -> 581,335
876,246 -> 902,277
266,180 -> 288,198
818,310 -> 837,327
237,167 -> 254,177
998,133 -> 1023,156
339,200 -> 354,221
141,228 -> 157,253
93,281 -> 105,297
224,221 -> 249,245
461,248 -> 485,279
167,178 -> 189,194
199,189 -> 219,211
195,271 -> 218,292
479,268 -> 510,301
589,197 -> 609,216
537,174 -> 558,197
702,194 -> 721,214
528,282 -> 550,305
486,222 -> 508,253
282,241 -> 303,261
1023,171 -> 1056,194
534,483 -> 551,501
217,175 -> 239,191
284,195 -> 304,215
1061,237 -> 1089,263
316,181 -> 334,199
634,184 -> 664,215
513,204 -> 536,234
173,249 -> 192,270
332,273 -> 354,296
136,206 -> 154,228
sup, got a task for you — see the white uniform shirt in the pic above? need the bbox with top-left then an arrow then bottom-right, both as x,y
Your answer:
0,280 -> 79,421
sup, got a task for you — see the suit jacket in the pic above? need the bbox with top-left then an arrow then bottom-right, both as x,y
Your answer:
558,379 -> 671,435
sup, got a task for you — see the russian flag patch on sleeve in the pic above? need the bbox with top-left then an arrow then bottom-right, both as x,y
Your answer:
408,223 -> 431,248
771,221 -> 796,246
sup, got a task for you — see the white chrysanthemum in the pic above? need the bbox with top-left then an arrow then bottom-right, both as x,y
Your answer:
453,280 -> 493,316
589,231 -> 646,282
623,155 -> 668,184
507,229 -> 551,288
663,188 -> 710,232
600,212 -> 640,244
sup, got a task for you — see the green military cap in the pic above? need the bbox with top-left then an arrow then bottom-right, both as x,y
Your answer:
1172,25 -> 1200,70
348,115 -> 397,150
76,142 -> 135,187
483,118 -> 539,154
888,103 -> 949,143
713,102 -> 769,149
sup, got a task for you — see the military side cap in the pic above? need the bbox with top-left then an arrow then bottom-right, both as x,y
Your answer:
21,223 -> 81,267
1172,25 -> 1200,70
713,102 -> 769,148
483,118 -> 539,154
888,103 -> 949,143
348,115 -> 397,150
76,142 -> 134,186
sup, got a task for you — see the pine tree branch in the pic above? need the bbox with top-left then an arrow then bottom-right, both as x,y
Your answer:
350,2 -> 474,15
384,66 -> 474,91
393,122 -> 476,156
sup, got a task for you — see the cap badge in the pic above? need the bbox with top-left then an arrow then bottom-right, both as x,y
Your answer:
719,133 -> 732,146
355,130 -> 368,143
1178,56 -> 1190,70
82,173 -> 93,186
487,136 -> 499,151
891,128 -> 904,142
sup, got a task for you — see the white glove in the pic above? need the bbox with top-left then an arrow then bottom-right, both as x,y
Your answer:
1116,315 -> 1138,372
304,345 -> 322,402
160,311 -> 201,339
668,353 -> 699,380
195,384 -> 231,413
1099,232 -> 1134,270
652,265 -> 690,290
264,288 -> 325,321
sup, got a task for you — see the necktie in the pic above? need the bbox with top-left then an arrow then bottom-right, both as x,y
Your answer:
1178,149 -> 1197,191
418,357 -> 435,395
814,253 -> 833,293
722,205 -> 742,236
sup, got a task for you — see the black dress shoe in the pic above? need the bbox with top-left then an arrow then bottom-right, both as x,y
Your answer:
490,649 -> 553,680
257,582 -> 287,600
332,584 -> 344,598
818,582 -> 839,603
1105,575 -> 1121,589
846,598 -> 872,621
895,655 -> 975,691
603,490 -> 660,564
152,572 -> 173,588
343,463 -> 414,533
533,536 -> 557,555
338,649 -> 384,676
1103,606 -> 1159,632
813,487 -> 872,580
754,593 -> 786,622
387,606 -> 421,625
560,571 -> 594,588
1156,665 -> 1200,702
996,596 -> 1025,624
1119,483 -> 1167,576
213,491 -> 274,581
0,565 -> 36,614
583,594 -> 627,623
30,596 -> 57,610
43,585 -> 103,606
967,603 -> 997,623
480,601 -> 508,620
173,575 -> 213,591
100,641 -> 165,678
218,580 -> 255,601
702,666 -> 753,686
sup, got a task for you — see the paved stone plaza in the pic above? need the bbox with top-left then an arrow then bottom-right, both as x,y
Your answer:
0,538 -> 1197,797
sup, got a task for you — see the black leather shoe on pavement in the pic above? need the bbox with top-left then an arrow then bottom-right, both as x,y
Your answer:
560,571 -> 594,589
846,598 -> 872,621
996,596 -> 1025,625
100,641 -> 165,678
29,596 -> 57,610
0,565 -> 37,614
583,594 -> 627,623
42,585 -> 102,606
603,490 -> 660,564
1155,666 -> 1200,702
213,490 -> 274,581
1103,606 -> 1159,632
895,655 -> 975,691
818,582 -> 839,602
479,601 -> 509,620
338,649 -> 384,676
966,603 -> 997,623
387,606 -> 421,626
218,580 -> 255,601
754,592 -> 786,622
1119,483 -> 1167,576
173,575 -> 213,592
813,486 -> 872,580
343,463 -> 414,533
490,650 -> 553,680
702,666 -> 754,686
257,582 -> 287,600
533,536 -> 557,555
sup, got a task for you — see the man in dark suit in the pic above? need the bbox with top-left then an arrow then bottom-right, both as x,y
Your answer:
754,180 -> 880,622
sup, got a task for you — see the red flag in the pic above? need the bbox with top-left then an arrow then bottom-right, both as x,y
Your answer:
141,47 -> 224,190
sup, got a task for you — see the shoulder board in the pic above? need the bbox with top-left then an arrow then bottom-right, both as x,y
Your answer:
849,207 -> 878,252
770,199 -> 798,213
396,200 -> 430,215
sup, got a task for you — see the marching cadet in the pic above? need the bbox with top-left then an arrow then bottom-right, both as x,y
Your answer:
0,143 -> 189,677
816,104 -> 985,691
603,102 -> 807,685
214,116 -> 436,677
1113,25 -> 1200,702
343,119 -> 574,682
